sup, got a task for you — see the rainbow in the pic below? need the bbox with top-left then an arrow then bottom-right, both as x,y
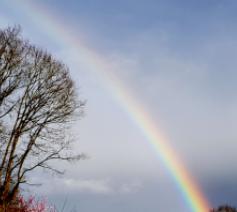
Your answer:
8,1 -> 210,211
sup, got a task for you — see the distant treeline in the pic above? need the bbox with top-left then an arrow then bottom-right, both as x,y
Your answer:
210,205 -> 237,212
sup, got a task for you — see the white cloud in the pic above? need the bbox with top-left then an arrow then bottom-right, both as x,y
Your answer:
29,173 -> 143,196
62,178 -> 143,194
118,180 -> 143,193
63,178 -> 112,194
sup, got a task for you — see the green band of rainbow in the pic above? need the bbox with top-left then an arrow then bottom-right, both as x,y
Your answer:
11,1 -> 210,211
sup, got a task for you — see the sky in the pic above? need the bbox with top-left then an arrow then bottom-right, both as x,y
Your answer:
1,0 -> 237,211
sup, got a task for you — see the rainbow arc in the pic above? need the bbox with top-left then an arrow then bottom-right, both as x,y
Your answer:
12,1 -> 211,211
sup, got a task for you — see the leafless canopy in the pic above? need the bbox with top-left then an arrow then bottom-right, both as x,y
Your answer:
0,26 -> 85,204
210,205 -> 237,212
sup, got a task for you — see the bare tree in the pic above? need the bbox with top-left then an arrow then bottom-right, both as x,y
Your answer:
210,205 -> 237,212
0,27 -> 85,205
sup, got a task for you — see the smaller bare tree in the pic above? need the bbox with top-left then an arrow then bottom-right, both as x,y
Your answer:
210,205 -> 237,212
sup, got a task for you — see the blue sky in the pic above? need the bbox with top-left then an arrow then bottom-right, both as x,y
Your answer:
1,0 -> 237,211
